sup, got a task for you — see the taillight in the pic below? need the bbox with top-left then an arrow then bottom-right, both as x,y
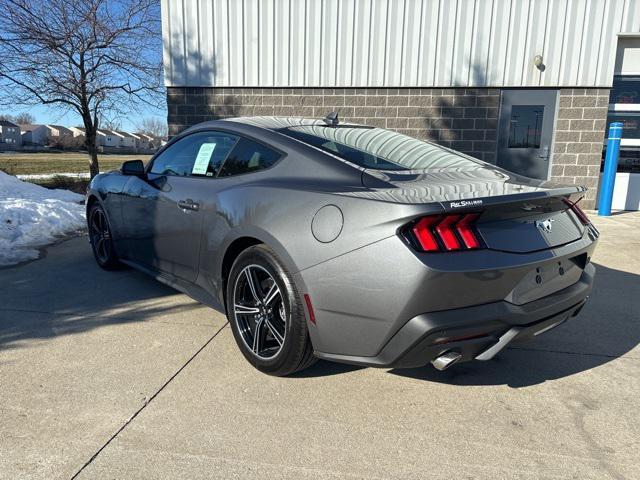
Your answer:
411,216 -> 440,251
456,213 -> 481,249
435,215 -> 462,250
408,213 -> 483,252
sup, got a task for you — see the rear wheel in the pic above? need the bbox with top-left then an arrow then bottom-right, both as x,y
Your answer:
88,203 -> 121,270
226,245 -> 316,376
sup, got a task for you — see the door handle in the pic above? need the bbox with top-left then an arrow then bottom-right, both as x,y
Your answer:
177,199 -> 200,211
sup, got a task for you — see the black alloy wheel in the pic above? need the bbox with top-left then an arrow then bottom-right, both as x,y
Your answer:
88,204 -> 121,270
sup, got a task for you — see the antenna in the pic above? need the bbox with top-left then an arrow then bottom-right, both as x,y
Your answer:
323,111 -> 339,126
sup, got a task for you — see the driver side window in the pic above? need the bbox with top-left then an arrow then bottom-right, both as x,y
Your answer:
150,131 -> 239,177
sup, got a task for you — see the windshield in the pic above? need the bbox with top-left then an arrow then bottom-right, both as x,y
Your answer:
276,125 -> 483,171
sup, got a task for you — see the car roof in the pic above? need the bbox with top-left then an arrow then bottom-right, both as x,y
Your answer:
185,116 -> 365,134
178,116 -> 370,153
222,116 -> 364,130
170,116 -> 354,159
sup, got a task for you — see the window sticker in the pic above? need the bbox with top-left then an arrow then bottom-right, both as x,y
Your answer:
192,142 -> 217,175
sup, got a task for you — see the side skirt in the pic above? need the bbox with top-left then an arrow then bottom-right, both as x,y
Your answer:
119,259 -> 225,313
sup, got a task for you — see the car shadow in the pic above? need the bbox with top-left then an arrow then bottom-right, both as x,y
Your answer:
290,360 -> 365,378
388,263 -> 640,387
0,236 -> 207,351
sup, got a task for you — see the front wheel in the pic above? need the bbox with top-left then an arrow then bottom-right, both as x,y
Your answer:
226,244 -> 316,376
88,203 -> 122,270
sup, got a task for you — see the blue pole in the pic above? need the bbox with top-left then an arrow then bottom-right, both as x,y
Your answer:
598,122 -> 623,216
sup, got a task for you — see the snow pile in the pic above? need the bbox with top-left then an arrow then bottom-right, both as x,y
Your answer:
0,171 -> 86,266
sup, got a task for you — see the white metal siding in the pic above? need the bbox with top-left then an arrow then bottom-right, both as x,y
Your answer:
162,0 -> 640,88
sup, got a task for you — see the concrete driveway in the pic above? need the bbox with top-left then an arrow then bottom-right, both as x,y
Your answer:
1,214 -> 639,479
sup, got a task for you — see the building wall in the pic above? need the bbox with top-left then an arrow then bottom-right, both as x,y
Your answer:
22,127 -> 49,146
161,0 -> 640,89
168,87 -> 501,161
553,88 -> 611,207
0,125 -> 22,146
167,86 -> 609,208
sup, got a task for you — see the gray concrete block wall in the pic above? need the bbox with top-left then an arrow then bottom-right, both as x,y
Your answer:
551,88 -> 609,209
168,87 -> 500,162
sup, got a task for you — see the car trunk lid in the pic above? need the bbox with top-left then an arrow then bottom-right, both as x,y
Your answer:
362,166 -> 588,253
472,196 -> 584,253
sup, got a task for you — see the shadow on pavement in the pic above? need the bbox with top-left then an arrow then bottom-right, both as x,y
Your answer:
0,236 -> 205,351
0,301 -> 203,352
290,360 -> 365,378
389,263 -> 640,387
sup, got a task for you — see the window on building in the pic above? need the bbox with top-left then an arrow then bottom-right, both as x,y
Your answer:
150,130 -> 239,177
607,112 -> 640,139
507,105 -> 544,149
608,71 -> 640,173
217,138 -> 281,177
610,76 -> 640,104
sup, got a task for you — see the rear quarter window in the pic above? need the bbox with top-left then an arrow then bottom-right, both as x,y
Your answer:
218,138 -> 281,177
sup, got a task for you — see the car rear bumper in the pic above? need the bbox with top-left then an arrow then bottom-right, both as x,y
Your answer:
313,262 -> 594,368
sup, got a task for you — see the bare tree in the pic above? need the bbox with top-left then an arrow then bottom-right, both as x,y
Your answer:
137,117 -> 168,139
14,112 -> 35,125
101,118 -> 122,132
0,0 -> 163,177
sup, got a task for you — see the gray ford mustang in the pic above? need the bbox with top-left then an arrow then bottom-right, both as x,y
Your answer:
86,115 -> 598,376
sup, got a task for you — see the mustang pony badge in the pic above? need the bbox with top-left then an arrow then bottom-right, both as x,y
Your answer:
535,218 -> 555,233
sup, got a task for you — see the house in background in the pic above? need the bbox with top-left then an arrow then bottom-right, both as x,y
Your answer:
69,126 -> 85,139
20,124 -> 49,145
115,131 -> 137,149
16,125 -> 163,153
135,132 -> 164,151
100,129 -> 124,148
130,132 -> 143,150
0,120 -> 22,147
21,124 -> 75,146
70,127 -> 107,147
47,125 -> 73,140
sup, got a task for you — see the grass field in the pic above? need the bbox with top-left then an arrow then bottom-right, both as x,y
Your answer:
0,152 -> 152,176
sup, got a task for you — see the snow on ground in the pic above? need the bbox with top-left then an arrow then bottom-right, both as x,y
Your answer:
17,172 -> 91,180
0,171 -> 86,267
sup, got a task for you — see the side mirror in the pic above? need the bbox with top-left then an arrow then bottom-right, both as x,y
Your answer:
121,159 -> 145,176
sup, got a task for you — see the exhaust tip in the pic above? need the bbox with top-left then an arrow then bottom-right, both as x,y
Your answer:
431,351 -> 462,371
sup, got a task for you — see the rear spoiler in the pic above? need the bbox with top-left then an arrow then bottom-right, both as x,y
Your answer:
438,186 -> 587,214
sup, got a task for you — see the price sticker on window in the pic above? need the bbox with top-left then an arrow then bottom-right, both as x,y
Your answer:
192,142 -> 217,175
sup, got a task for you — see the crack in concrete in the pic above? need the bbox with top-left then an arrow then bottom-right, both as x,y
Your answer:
565,393 -> 627,480
69,322 -> 228,480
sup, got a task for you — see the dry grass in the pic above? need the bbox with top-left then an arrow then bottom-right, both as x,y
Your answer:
29,176 -> 91,195
0,152 -> 152,176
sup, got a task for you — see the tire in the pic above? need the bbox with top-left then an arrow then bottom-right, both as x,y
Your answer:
87,203 -> 122,270
226,244 -> 317,376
